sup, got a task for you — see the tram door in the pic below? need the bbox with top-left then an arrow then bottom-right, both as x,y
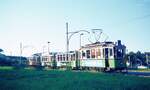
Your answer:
104,48 -> 109,68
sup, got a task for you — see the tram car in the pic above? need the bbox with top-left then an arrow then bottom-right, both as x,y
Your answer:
40,52 -> 57,68
55,51 -> 78,69
28,40 -> 126,71
28,54 -> 41,66
79,40 -> 126,71
28,52 -> 56,67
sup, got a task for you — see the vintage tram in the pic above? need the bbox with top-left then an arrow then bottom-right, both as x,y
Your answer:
28,40 -> 126,71
79,40 -> 126,71
55,51 -> 78,69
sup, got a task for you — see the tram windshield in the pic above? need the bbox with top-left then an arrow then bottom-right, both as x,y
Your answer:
117,49 -> 123,57
86,50 -> 90,58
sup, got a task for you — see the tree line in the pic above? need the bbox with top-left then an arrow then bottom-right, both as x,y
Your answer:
125,51 -> 149,68
0,49 -> 27,66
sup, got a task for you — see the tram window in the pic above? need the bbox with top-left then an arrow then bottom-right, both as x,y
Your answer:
91,49 -> 95,58
114,47 -> 117,58
103,49 -> 105,58
82,51 -> 85,57
72,54 -> 75,60
70,55 -> 72,60
96,49 -> 101,58
86,50 -> 90,58
57,56 -> 59,61
60,55 -> 62,61
66,54 -> 68,61
70,54 -> 74,61
98,49 -> 101,57
110,48 -> 113,56
63,56 -> 65,61
117,49 -> 122,57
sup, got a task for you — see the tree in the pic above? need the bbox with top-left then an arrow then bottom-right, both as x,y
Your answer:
136,51 -> 146,65
127,51 -> 147,68
0,48 -> 3,53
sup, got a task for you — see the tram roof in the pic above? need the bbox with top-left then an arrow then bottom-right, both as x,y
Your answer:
81,41 -> 115,49
56,51 -> 77,55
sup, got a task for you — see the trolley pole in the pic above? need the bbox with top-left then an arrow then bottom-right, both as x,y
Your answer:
47,41 -> 50,64
66,22 -> 70,69
66,22 -> 69,61
20,42 -> 22,65
48,42 -> 50,55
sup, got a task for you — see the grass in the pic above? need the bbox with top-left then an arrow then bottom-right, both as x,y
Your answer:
0,68 -> 150,90
0,66 -> 14,70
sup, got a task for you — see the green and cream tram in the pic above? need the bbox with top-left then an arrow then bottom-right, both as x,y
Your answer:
79,40 -> 126,71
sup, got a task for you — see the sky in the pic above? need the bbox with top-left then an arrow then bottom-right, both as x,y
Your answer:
0,0 -> 150,56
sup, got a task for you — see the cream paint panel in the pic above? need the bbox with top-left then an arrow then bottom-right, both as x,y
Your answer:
81,60 -> 104,67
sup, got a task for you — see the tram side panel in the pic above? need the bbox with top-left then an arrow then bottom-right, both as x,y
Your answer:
80,59 -> 105,68
79,49 -> 106,69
